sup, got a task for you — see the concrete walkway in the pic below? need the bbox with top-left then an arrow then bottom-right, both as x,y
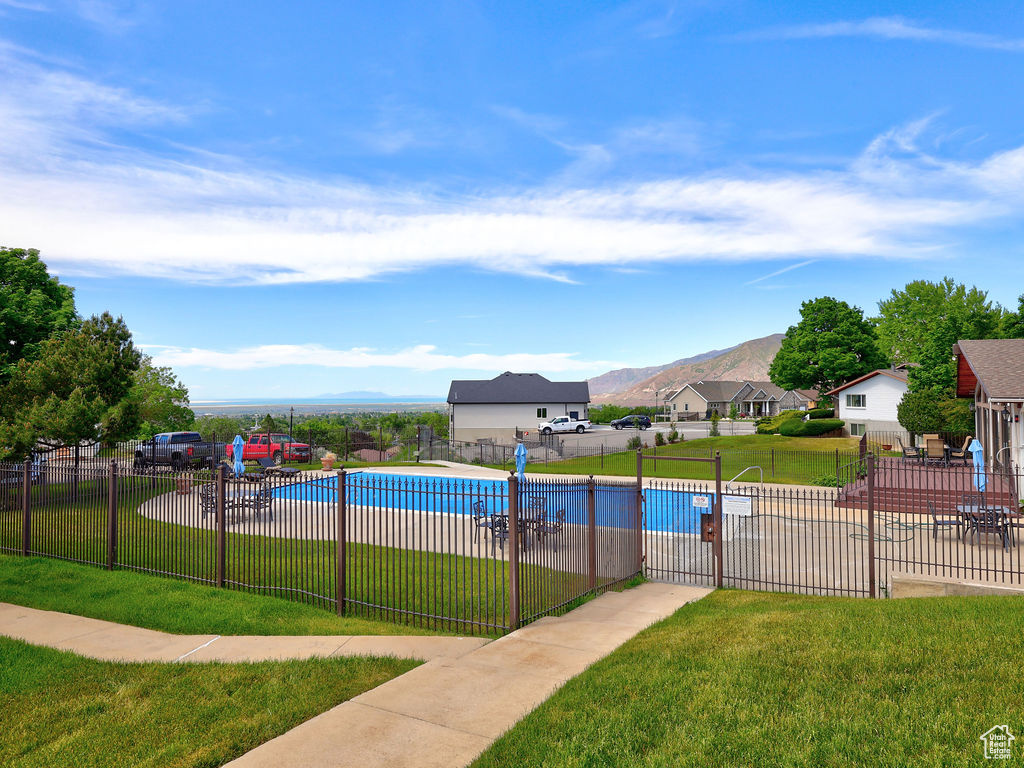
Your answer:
0,602 -> 488,663
225,582 -> 710,768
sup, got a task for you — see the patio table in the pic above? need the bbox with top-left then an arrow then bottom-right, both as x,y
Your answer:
956,505 -> 1015,549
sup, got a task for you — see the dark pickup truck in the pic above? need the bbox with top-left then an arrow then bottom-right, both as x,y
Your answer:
134,432 -> 226,471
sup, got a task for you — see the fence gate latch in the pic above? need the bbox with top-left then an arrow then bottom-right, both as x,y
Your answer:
700,512 -> 715,543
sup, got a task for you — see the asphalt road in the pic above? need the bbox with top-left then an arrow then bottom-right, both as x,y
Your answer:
538,420 -> 755,451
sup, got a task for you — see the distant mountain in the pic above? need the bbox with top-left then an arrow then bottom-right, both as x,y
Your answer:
587,344 -> 739,396
591,333 -> 785,405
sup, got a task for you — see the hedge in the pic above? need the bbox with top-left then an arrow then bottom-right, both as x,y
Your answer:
807,408 -> 836,420
778,418 -> 845,437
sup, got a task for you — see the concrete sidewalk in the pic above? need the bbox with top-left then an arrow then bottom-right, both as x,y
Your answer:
225,582 -> 711,768
0,602 -> 488,663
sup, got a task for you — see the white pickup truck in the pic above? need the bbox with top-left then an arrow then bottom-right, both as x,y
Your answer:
538,417 -> 591,435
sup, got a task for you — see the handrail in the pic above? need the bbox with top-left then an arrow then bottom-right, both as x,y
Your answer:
726,465 -> 763,491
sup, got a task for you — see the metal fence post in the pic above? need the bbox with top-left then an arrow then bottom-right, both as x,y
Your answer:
770,448 -> 776,479
867,453 -> 876,598
216,464 -> 227,587
635,448 -> 644,574
507,472 -> 521,631
713,452 -> 724,589
587,475 -> 597,592
107,460 -> 118,569
21,459 -> 31,556
336,469 -> 347,615
72,444 -> 80,503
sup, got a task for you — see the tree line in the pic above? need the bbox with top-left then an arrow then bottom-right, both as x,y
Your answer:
0,248 -> 193,461
768,278 -> 1024,437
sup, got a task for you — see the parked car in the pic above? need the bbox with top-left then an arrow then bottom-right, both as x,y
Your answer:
611,415 -> 651,430
134,432 -> 226,471
538,417 -> 591,435
225,433 -> 311,465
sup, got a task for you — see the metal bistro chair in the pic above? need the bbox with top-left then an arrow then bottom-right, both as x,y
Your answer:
200,482 -> 217,519
965,508 -> 1010,550
470,499 -> 492,543
897,437 -> 922,464
533,508 -> 567,551
239,482 -> 274,523
927,500 -> 962,540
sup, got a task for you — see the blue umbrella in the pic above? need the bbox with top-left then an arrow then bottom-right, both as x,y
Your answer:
969,438 -> 986,493
514,442 -> 528,482
232,435 -> 246,477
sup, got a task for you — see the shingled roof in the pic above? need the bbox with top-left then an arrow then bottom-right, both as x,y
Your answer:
955,339 -> 1024,401
447,372 -> 591,404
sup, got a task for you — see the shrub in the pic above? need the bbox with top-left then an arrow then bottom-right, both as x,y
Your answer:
810,473 -> 837,487
668,428 -> 679,443
754,409 -> 805,435
779,418 -> 845,437
709,412 -> 721,437
728,403 -> 739,420
626,435 -> 643,451
654,431 -> 665,446
807,408 -> 835,420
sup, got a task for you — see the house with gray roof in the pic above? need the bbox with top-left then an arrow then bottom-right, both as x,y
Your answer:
447,372 -> 591,442
955,339 -> 1024,469
825,368 -> 910,440
665,380 -> 818,419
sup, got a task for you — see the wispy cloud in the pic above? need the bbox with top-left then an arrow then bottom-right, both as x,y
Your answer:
735,16 -> 1024,52
0,0 -> 49,11
3,42 -> 1024,287
744,260 -> 816,286
145,343 -> 620,373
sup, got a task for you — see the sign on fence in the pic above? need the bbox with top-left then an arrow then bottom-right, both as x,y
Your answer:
722,495 -> 753,517
692,495 -> 710,509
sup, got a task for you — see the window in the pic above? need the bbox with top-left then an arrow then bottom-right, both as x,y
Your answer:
569,411 -> 579,420
537,408 -> 547,418
846,394 -> 866,408
684,403 -> 689,411
850,423 -> 866,436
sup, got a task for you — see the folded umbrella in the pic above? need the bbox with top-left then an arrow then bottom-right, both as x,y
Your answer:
969,438 -> 986,493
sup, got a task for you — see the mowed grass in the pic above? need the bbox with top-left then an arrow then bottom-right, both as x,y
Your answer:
0,636 -> 417,768
474,590 -> 1024,767
517,434 -> 861,485
0,556 -> 438,636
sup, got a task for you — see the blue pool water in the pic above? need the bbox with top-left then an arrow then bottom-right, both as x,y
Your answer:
273,472 -> 708,534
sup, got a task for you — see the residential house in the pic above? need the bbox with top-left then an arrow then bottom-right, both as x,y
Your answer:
824,368 -> 910,439
447,372 -> 590,443
665,380 -> 818,419
955,339 -> 1024,470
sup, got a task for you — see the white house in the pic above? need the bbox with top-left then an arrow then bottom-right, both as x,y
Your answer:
447,372 -> 590,443
824,368 -> 910,439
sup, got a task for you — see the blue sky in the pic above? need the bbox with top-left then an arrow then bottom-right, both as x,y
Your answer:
3,1 -> 1024,399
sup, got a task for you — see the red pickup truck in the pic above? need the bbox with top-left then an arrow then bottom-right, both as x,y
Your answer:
225,433 -> 311,465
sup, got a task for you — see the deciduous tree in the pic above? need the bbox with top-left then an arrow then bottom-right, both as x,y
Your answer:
769,297 -> 888,397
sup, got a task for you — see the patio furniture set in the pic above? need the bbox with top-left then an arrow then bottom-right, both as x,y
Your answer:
471,495 -> 566,554
898,435 -> 971,467
928,493 -> 1022,550
197,458 -> 305,525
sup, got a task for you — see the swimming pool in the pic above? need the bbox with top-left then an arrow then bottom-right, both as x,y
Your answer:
273,472 -> 710,534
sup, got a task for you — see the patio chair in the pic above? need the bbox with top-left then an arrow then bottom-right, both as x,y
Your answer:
256,456 -> 302,478
533,508 -> 567,551
947,436 -> 972,466
926,501 -> 962,540
239,483 -> 274,522
965,508 -> 1009,550
924,438 -> 947,466
470,499 -> 492,543
200,482 -> 217,519
489,514 -> 510,555
896,438 -> 922,463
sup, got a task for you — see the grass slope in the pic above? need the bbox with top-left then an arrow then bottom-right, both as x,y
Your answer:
474,590 -> 1024,767
0,556 -> 437,636
0,637 -> 416,768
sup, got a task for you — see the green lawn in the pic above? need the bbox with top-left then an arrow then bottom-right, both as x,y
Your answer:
0,636 -> 417,768
514,434 -> 861,485
0,556 -> 438,636
473,590 -> 1024,767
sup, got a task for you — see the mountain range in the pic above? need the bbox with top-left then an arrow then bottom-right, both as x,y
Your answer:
589,333 -> 785,405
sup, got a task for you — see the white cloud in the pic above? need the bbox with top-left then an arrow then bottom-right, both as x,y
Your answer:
0,0 -> 49,11
146,343 -> 620,373
2,42 -> 1024,286
735,16 -> 1024,52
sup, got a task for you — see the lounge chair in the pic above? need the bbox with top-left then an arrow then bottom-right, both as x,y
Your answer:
947,436 -> 972,466
927,501 -> 962,540
897,438 -> 921,463
257,456 -> 301,477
